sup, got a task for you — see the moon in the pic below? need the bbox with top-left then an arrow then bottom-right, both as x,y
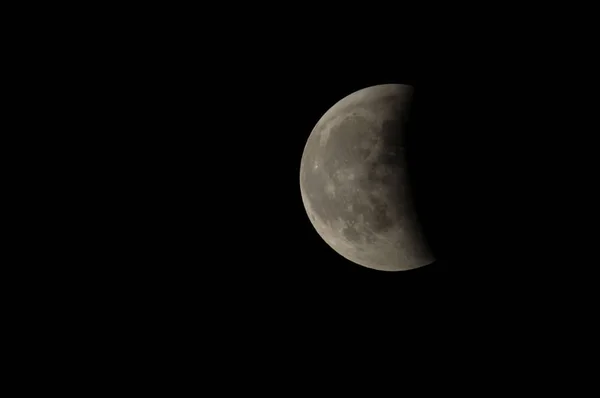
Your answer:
299,84 -> 434,271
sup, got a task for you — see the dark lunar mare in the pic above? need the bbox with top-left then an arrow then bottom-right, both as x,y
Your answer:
300,84 -> 434,271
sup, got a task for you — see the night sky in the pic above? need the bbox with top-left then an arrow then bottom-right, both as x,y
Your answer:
137,46 -> 588,341
62,11 -> 593,381
155,63 -> 509,313
221,66 -> 467,316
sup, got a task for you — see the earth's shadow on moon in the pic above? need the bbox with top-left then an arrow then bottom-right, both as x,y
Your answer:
400,87 -> 448,274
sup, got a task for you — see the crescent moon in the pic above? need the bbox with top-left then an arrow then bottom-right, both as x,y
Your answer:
299,84 -> 434,271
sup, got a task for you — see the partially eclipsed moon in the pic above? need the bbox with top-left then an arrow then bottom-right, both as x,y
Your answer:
299,84 -> 434,271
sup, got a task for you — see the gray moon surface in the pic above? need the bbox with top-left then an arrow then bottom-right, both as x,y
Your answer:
299,84 -> 434,271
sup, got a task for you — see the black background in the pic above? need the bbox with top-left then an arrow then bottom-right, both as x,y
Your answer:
148,57 -> 509,319
124,34 -> 594,349
26,12 -> 595,387
11,7 -> 596,387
